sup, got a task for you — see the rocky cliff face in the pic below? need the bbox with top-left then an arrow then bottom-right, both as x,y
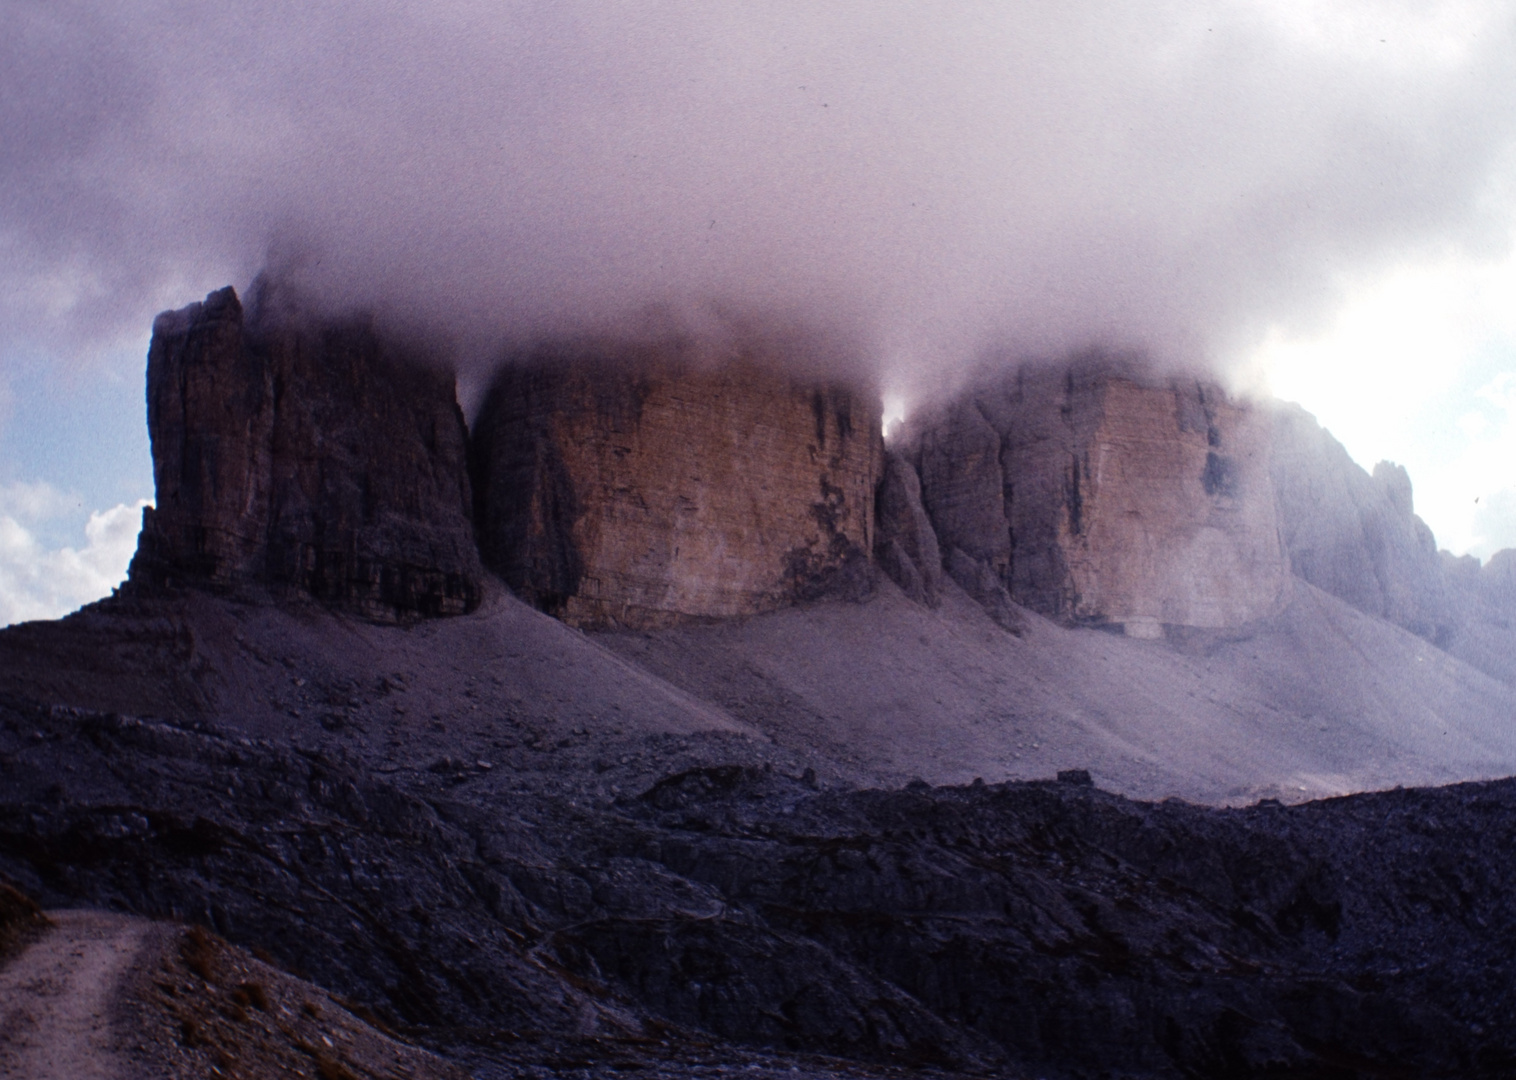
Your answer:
1262,402 -> 1516,686
1439,550 -> 1516,686
1268,403 -> 1453,644
125,284 -> 1516,665
873,451 -> 943,607
472,348 -> 881,629
128,285 -> 483,621
909,361 -> 1288,635
895,357 -> 1516,684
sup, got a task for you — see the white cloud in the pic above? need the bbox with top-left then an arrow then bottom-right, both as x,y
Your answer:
0,482 -> 149,627
5,0 -> 1516,389
1252,248 -> 1516,558
0,479 -> 76,522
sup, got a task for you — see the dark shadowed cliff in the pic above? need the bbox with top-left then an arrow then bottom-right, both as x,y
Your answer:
129,285 -> 483,622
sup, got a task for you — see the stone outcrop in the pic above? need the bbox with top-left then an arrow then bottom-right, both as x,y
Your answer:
128,285 -> 483,621
910,359 -> 1289,635
472,346 -> 881,628
1268,403 -> 1452,644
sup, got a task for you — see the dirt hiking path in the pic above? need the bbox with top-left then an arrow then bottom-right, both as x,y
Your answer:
0,909 -> 151,1080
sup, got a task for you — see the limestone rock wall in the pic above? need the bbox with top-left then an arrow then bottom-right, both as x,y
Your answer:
874,451 -> 942,607
131,286 -> 276,589
472,349 -> 881,628
129,286 -> 483,621
912,362 -> 1289,633
1268,403 -> 1452,643
1439,551 -> 1516,685
1266,402 -> 1516,677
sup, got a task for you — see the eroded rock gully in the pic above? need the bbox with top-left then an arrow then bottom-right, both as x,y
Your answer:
3,698 -> 1515,1079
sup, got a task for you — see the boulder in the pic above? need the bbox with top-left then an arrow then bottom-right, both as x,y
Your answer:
128,284 -> 482,621
472,346 -> 881,628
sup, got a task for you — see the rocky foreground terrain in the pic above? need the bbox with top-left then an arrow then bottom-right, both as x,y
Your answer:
0,899 -> 468,1080
2,664 -> 1516,1079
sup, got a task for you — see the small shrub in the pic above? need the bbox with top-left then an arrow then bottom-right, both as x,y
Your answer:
0,880 -> 50,955
182,924 -> 219,983
237,980 -> 271,1011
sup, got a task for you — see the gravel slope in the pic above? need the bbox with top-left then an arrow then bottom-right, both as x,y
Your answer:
599,576 -> 1516,803
4,574 -> 1516,807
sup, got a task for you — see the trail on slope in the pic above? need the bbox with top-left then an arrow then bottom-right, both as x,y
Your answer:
0,910 -> 151,1080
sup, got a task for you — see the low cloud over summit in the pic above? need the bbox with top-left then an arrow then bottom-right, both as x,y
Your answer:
4,0 -> 1516,398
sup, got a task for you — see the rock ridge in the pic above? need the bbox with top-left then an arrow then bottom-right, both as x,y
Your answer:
1265,402 -> 1516,687
1268,402 -> 1453,644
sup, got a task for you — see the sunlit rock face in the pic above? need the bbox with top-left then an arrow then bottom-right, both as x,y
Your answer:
128,285 -> 483,621
912,360 -> 1290,634
472,348 -> 882,629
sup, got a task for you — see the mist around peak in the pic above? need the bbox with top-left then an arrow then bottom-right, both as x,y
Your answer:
3,0 -> 1515,405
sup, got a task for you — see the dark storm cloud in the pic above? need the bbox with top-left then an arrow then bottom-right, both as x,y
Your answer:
3,0 -> 1515,400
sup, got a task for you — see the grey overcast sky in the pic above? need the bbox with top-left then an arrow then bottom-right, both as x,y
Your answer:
3,0 -> 1516,623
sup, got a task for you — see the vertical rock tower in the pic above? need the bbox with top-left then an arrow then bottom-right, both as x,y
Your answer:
472,346 -> 882,628
907,359 -> 1288,635
1269,403 -> 1453,643
128,285 -> 483,620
